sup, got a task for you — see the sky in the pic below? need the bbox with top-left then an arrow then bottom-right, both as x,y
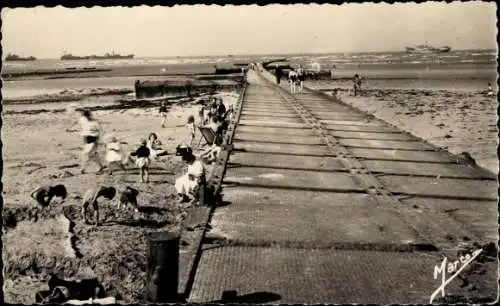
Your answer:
2,2 -> 497,58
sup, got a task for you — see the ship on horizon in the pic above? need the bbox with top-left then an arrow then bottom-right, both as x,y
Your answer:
60,52 -> 134,60
5,53 -> 37,61
405,43 -> 451,54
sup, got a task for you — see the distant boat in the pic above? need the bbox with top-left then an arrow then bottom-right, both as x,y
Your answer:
405,44 -> 451,54
5,53 -> 36,61
60,52 -> 134,60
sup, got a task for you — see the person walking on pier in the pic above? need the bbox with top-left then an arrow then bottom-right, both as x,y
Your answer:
297,65 -> 305,93
275,67 -> 283,85
288,69 -> 298,94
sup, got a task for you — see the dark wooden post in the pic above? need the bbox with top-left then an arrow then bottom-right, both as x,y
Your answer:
146,231 -> 181,303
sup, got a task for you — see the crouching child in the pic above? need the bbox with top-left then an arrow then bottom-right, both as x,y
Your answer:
119,186 -> 139,213
31,184 -> 67,208
81,186 -> 116,226
175,145 -> 206,204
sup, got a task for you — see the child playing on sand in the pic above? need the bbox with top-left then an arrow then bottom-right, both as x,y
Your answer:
487,83 -> 494,96
159,101 -> 168,128
146,133 -> 168,159
82,186 -> 116,226
175,146 -> 206,204
198,109 -> 206,126
30,184 -> 67,208
78,109 -> 105,174
130,139 -> 151,183
105,135 -> 126,175
203,103 -> 212,123
118,186 -> 139,212
198,143 -> 222,164
187,115 -> 196,146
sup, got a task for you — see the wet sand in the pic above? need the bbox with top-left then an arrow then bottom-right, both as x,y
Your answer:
307,80 -> 498,174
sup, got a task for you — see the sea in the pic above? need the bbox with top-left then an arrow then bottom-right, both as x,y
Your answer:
2,49 -> 497,99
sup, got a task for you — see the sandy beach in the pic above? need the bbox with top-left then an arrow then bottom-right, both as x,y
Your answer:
306,80 -> 498,174
2,88 -> 239,303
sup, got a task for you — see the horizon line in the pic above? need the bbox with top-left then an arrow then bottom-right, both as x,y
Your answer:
6,48 -> 497,60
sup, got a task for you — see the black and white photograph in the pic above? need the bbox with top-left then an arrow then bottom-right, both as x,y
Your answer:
1,2 -> 498,304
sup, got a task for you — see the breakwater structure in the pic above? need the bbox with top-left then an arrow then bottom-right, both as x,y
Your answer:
133,73 -> 247,99
149,65 -> 498,304
1,67 -> 113,80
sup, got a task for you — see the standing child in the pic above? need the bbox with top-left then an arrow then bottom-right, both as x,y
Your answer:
30,184 -> 67,208
146,133 -> 168,159
130,139 -> 151,183
203,103 -> 212,124
159,101 -> 168,128
105,136 -> 126,175
187,115 -> 196,146
198,109 -> 206,126
81,186 -> 116,226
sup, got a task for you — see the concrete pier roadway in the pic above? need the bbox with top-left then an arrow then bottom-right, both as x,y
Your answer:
187,70 -> 498,304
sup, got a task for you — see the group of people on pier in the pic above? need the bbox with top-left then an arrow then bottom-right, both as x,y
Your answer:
31,94 -> 233,226
273,65 -> 306,94
272,64 -> 364,96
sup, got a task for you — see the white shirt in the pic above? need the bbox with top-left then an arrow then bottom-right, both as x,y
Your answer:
288,71 -> 297,78
107,142 -> 121,152
79,117 -> 100,137
187,160 -> 205,178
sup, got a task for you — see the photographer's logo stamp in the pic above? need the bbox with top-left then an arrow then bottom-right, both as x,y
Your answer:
429,249 -> 483,303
